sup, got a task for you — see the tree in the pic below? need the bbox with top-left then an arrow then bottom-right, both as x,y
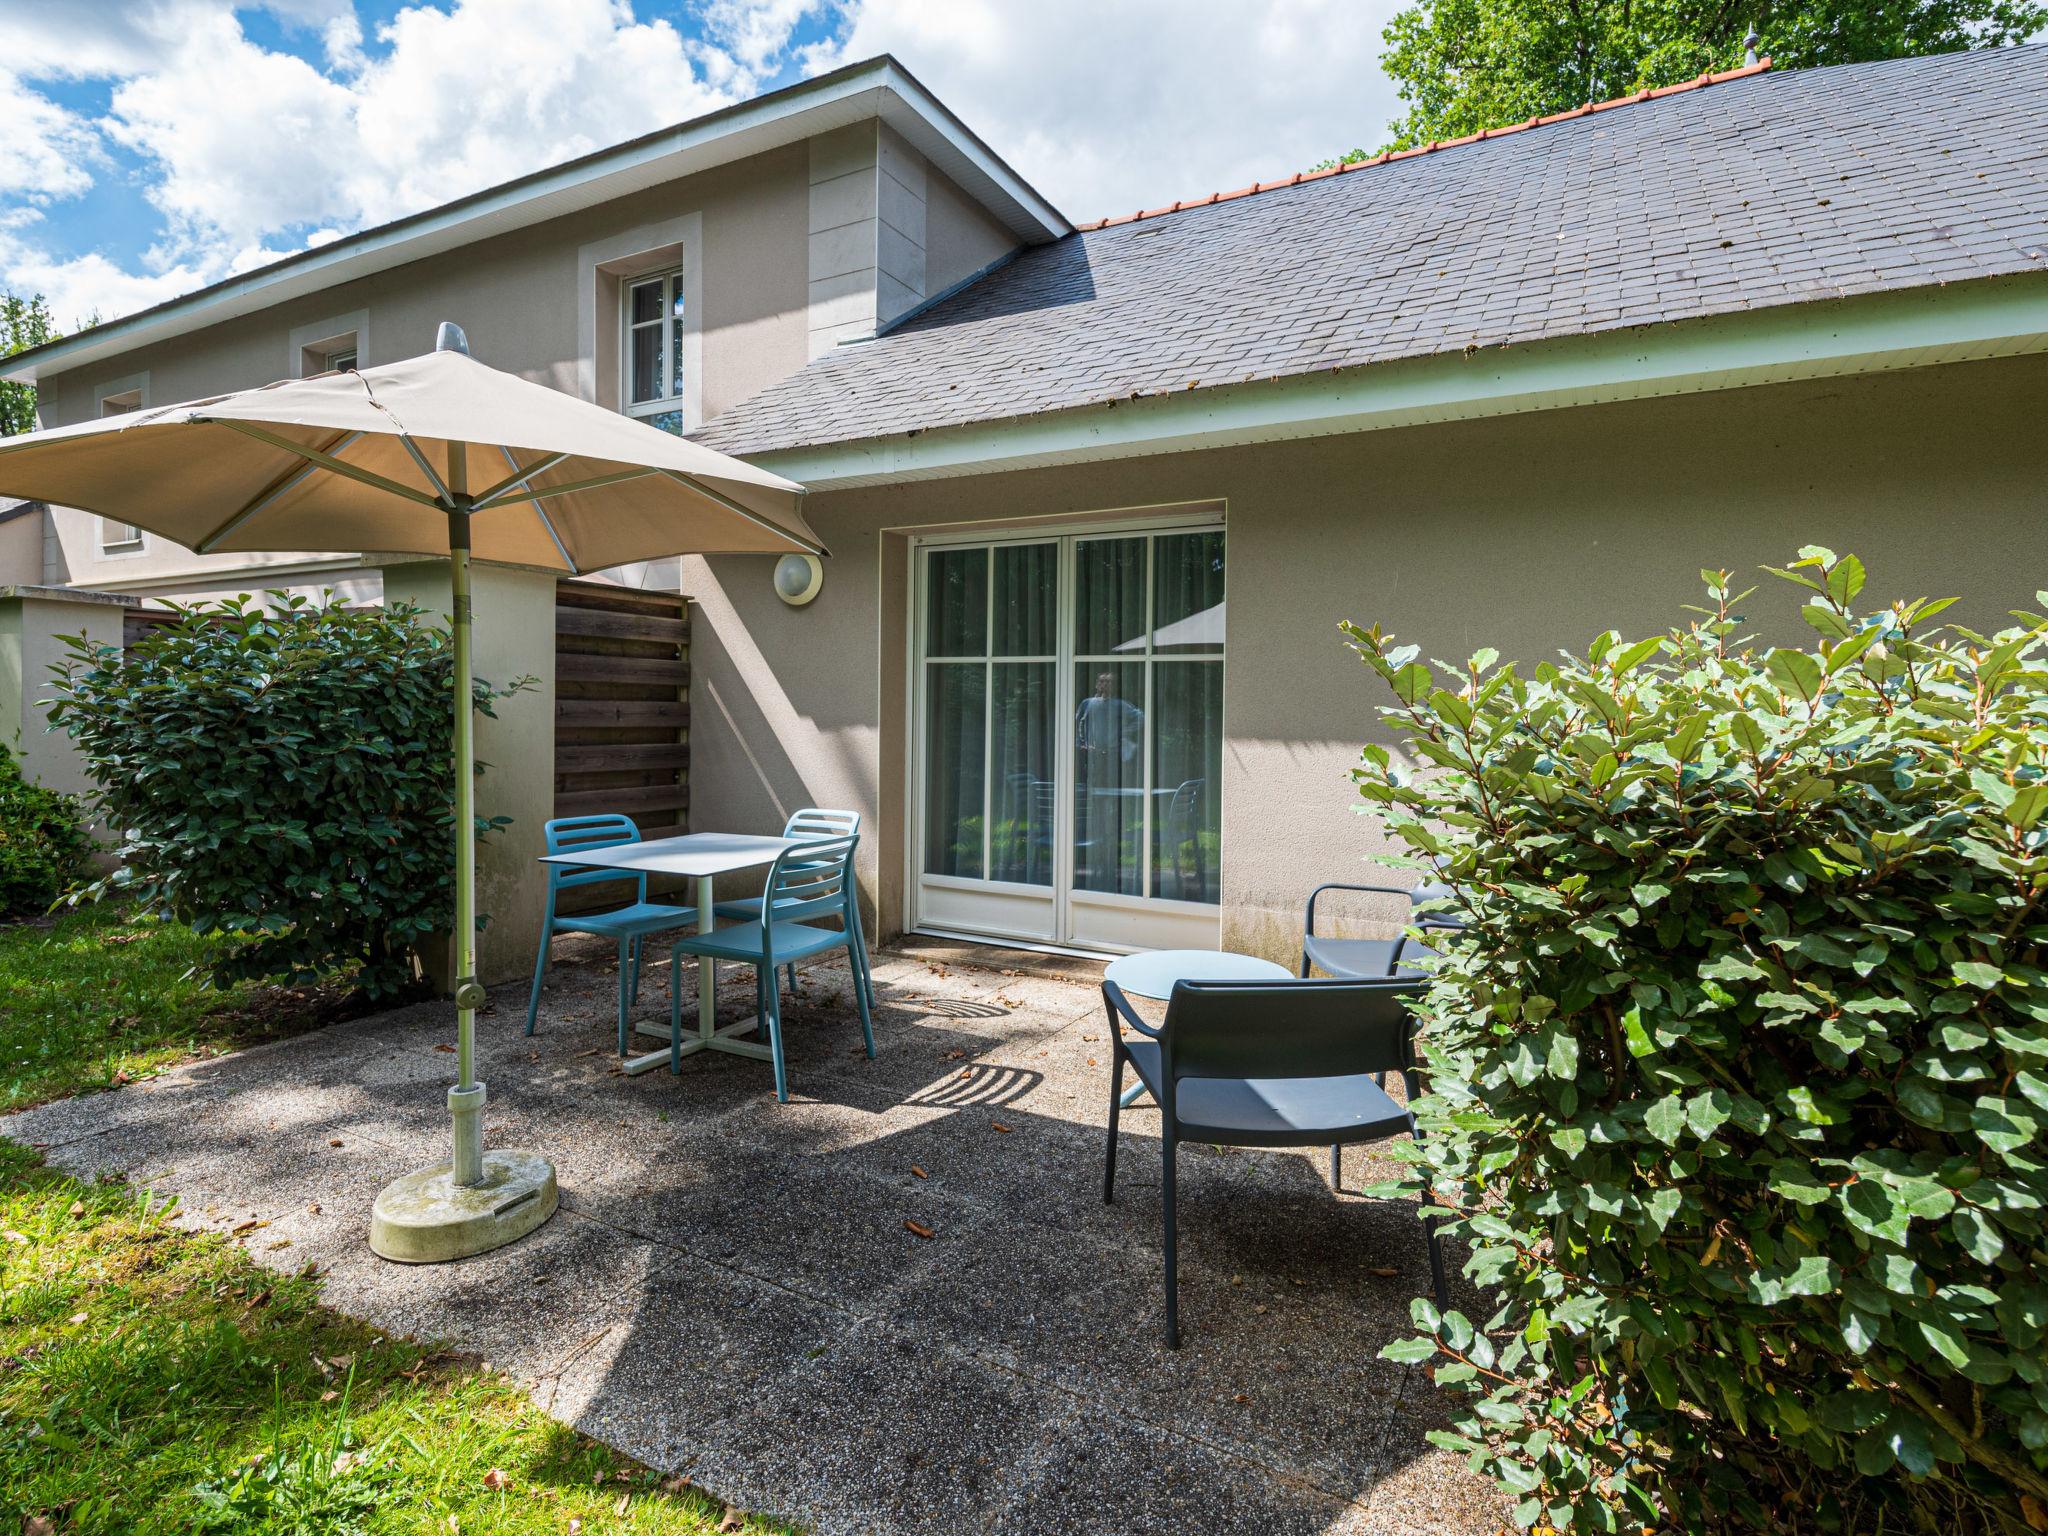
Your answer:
1343,0 -> 2046,156
1,292 -> 57,438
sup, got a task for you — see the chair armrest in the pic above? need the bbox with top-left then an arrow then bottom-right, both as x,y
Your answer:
1101,980 -> 1161,1039
1303,881 -> 1414,936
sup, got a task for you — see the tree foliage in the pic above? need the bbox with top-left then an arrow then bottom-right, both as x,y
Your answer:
1349,552 -> 2048,1532
1346,0 -> 2046,154
1,293 -> 57,439
0,744 -> 90,920
47,595 -> 526,998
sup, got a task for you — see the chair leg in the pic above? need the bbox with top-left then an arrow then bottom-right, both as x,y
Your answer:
616,937 -> 632,1057
1162,1134 -> 1181,1349
765,975 -> 790,1103
1299,948 -> 1310,979
668,954 -> 683,1073
525,918 -> 551,1036
1330,1143 -> 1342,1191
629,938 -> 643,1006
1423,1195 -> 1450,1313
850,943 -> 876,1059
784,962 -> 797,997
754,964 -> 768,1035
1103,1044 -> 1126,1203
852,908 -> 876,1012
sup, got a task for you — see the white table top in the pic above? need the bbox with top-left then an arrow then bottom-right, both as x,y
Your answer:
1103,948 -> 1292,1001
540,832 -> 807,879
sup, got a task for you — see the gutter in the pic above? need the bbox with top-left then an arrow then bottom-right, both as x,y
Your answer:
744,274 -> 2048,490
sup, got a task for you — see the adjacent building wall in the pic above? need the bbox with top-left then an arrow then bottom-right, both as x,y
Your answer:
679,351 -> 2048,960
31,143 -> 815,605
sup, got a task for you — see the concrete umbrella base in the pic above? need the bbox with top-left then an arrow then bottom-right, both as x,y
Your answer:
368,1148 -> 559,1263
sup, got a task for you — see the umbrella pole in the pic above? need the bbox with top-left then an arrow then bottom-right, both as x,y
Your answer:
447,511 -> 484,1187
366,445 -> 557,1263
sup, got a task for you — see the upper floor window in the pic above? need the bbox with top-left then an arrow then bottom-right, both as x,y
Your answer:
622,269 -> 685,434
98,390 -> 145,554
320,344 -> 358,373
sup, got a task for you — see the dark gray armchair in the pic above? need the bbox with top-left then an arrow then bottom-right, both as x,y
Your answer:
1300,880 -> 1463,980
1101,976 -> 1449,1348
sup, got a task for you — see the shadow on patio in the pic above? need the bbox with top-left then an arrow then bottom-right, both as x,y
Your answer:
0,940 -> 1507,1536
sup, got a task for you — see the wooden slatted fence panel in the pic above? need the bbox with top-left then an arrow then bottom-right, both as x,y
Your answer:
554,579 -> 689,914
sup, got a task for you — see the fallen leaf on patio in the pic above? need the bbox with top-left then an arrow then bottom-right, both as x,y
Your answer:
1233,1393 -> 1250,1404
298,1261 -> 324,1279
113,1068 -> 132,1085
1087,1059 -> 1097,1067
991,1122 -> 1014,1133
328,1139 -> 345,1148
230,1218 -> 268,1234
483,1467 -> 509,1491
661,1475 -> 693,1493
1254,1304 -> 1268,1314
267,1239 -> 292,1250
945,1049 -> 967,1060
909,1166 -> 928,1179
903,1220 -> 935,1240
307,1203 -> 322,1214
435,1043 -> 456,1053
575,1047 -> 604,1057
719,1513 -> 745,1533
1230,1274 -> 1243,1285
329,1353 -> 355,1369
1366,1265 -> 1399,1277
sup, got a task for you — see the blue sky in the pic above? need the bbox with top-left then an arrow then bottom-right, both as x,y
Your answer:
1,1 -> 1401,330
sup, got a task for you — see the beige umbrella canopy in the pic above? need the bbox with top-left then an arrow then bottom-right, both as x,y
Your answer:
0,325 -> 819,1263
0,341 -> 821,570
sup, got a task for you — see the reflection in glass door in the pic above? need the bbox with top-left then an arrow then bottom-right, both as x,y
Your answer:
914,521 -> 1223,952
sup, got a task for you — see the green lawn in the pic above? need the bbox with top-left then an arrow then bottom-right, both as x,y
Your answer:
0,1142 -> 785,1534
0,904 -> 365,1114
0,909 -> 792,1533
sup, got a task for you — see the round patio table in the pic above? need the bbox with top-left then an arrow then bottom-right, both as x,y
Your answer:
1101,948 -> 1292,1105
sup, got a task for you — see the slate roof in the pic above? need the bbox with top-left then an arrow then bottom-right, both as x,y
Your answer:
698,45 -> 2048,459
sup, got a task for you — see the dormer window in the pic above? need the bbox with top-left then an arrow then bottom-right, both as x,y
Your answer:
622,268 -> 686,433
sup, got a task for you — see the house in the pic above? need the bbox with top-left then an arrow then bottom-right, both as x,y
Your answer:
4,46 -> 2046,969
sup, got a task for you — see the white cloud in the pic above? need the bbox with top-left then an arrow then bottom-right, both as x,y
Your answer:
0,72 -> 102,202
0,0 -> 1406,325
813,0 -> 1404,223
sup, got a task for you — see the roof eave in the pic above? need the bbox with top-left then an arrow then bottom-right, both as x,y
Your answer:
4,53 -> 1069,387
737,274 -> 2048,489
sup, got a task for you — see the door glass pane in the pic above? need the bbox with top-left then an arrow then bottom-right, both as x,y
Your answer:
992,542 -> 1056,657
989,662 -> 1055,886
924,664 -> 986,878
925,548 -> 987,657
1152,662 -> 1222,903
629,324 -> 660,405
1073,661 -> 1145,895
1073,537 -> 1147,655
1152,531 -> 1225,654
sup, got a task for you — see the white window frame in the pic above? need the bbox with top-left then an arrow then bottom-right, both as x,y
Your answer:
620,267 -> 687,422
289,310 -> 368,380
95,377 -> 149,556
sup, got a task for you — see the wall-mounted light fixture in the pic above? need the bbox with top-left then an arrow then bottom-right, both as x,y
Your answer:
774,552 -> 823,606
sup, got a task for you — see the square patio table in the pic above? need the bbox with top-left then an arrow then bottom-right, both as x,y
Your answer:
540,831 -> 806,1077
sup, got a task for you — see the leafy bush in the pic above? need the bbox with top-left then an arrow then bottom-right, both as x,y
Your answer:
47,595 -> 523,998
0,743 -> 90,919
1347,551 -> 2048,1533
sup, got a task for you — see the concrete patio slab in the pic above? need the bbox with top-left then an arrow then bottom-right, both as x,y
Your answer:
1,937 -> 1506,1535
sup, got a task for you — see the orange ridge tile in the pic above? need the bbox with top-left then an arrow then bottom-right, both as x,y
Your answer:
1071,59 -> 1771,232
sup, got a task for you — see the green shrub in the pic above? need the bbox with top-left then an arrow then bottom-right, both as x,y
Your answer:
0,743 -> 90,919
47,595 -> 524,998
1347,551 -> 2048,1533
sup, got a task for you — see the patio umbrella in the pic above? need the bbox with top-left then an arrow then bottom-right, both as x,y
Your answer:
0,323 -> 821,1262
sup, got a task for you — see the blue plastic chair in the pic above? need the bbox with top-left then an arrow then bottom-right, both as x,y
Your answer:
713,808 -> 874,1009
670,833 -> 874,1101
527,815 -> 697,1054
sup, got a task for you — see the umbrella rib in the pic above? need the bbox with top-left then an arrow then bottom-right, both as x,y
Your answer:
474,449 -> 569,507
470,465 -> 660,510
399,435 -> 456,506
196,430 -> 362,553
658,469 -> 825,556
212,421 -> 446,509
495,446 -> 578,575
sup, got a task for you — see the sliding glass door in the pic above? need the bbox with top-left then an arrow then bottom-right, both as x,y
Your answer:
914,520 -> 1223,951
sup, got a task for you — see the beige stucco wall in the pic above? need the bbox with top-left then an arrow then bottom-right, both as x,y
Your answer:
32,142 -> 815,604
0,587 -> 134,852
924,165 -> 1020,295
680,351 -> 2048,962
0,506 -> 43,586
